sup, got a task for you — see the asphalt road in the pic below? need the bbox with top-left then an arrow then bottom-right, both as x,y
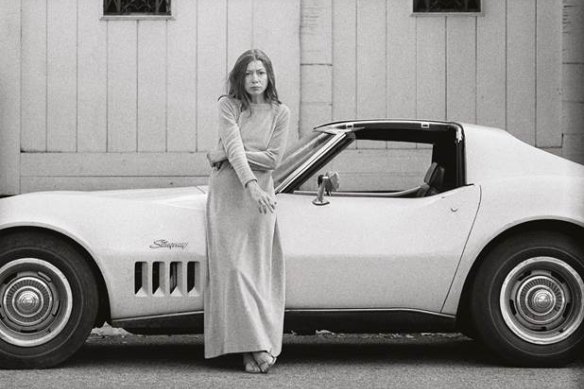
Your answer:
1,332 -> 583,389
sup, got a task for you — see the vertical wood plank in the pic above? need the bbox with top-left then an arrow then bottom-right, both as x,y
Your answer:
356,0 -> 386,149
387,0 -> 416,120
476,0 -> 506,129
300,0 -> 332,136
417,16 -> 446,121
332,0 -> 357,122
562,0 -> 584,64
78,0 -> 107,152
446,16 -> 476,123
507,0 -> 536,144
301,0 -> 332,65
563,101 -> 584,134
168,0 -> 197,152
227,0 -> 253,71
21,0 -> 47,152
301,66 -> 332,136
562,134 -> 584,164
253,0 -> 301,145
108,21 -> 138,152
0,0 -> 21,194
300,103 -> 333,138
138,21 -> 167,152
561,0 -> 584,163
47,0 -> 77,152
196,0 -> 227,152
562,64 -> 584,103
387,0 -> 416,150
301,66 -> 332,104
536,0 -> 562,147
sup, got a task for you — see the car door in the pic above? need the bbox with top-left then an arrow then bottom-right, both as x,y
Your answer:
277,184 -> 480,313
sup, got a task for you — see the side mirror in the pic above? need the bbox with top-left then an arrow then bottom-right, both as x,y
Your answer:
313,171 -> 340,206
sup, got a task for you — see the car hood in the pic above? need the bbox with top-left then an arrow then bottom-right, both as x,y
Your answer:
0,186 -> 209,218
89,185 -> 206,199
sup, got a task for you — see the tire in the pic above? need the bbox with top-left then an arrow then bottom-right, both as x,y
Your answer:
470,230 -> 584,367
0,231 -> 98,368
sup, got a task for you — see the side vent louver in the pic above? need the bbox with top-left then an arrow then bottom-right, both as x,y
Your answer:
187,262 -> 197,294
134,261 -> 199,297
134,262 -> 147,296
134,262 -> 142,293
169,262 -> 179,295
152,262 -> 162,296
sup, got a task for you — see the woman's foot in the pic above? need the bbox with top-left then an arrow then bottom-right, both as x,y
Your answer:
243,353 -> 261,373
252,351 -> 277,373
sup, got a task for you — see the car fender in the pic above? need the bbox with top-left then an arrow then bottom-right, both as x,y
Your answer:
441,175 -> 584,315
0,190 -> 208,320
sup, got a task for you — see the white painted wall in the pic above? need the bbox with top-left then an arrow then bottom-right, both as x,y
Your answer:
0,0 -> 581,195
562,0 -> 584,164
300,0 -> 563,147
0,0 -> 21,195
298,0 -> 575,191
9,0 -> 301,193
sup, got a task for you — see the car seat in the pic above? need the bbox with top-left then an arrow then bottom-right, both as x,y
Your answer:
416,162 -> 445,197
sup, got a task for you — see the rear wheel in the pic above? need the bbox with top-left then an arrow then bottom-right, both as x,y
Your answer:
0,231 -> 98,368
471,230 -> 584,366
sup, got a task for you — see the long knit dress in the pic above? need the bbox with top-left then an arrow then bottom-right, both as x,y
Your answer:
204,96 -> 290,359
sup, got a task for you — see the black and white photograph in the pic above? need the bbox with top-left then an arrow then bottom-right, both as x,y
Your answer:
0,0 -> 583,387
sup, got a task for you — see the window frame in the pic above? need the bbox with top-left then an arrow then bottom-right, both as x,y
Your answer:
276,121 -> 466,195
412,0 -> 483,16
102,0 -> 174,21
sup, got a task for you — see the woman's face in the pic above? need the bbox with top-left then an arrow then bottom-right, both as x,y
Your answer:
244,60 -> 268,102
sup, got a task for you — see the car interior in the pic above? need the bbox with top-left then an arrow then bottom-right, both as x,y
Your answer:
286,122 -> 463,198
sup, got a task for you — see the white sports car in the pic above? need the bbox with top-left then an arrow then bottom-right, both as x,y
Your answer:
0,120 -> 583,368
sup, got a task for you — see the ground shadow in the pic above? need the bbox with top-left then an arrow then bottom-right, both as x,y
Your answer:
67,333 -> 582,371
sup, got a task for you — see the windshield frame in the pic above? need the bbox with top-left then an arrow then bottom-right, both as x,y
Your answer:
274,130 -> 349,193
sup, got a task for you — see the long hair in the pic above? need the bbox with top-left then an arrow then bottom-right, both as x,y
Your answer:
224,49 -> 280,113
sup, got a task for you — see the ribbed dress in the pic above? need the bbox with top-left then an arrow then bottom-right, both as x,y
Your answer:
204,96 -> 290,359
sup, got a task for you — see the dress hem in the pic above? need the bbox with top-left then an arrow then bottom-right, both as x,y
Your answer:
204,343 -> 280,359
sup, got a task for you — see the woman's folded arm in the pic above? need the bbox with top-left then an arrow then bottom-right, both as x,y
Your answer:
209,104 -> 290,172
216,97 -> 257,187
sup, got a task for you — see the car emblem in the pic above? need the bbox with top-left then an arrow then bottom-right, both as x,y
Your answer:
149,239 -> 188,250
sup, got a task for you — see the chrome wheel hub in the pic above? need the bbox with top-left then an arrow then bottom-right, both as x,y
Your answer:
500,257 -> 584,345
531,288 -> 555,313
4,276 -> 53,328
18,290 -> 41,313
516,275 -> 564,324
0,258 -> 72,347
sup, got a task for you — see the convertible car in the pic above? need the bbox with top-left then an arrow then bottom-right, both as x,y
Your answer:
0,120 -> 583,368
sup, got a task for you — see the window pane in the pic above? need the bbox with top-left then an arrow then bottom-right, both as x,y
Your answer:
299,143 -> 433,193
414,0 -> 481,13
104,0 -> 171,16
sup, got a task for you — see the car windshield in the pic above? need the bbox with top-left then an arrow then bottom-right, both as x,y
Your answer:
273,130 -> 335,188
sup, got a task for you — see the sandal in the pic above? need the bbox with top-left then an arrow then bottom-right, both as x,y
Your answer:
252,351 -> 277,374
243,353 -> 261,374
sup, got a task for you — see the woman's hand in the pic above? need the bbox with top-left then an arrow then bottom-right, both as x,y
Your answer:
245,180 -> 276,214
207,150 -> 227,169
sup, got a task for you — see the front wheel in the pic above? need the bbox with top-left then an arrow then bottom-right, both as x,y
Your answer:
471,230 -> 584,367
0,231 -> 98,368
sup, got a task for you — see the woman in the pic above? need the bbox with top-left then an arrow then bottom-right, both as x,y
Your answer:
205,49 -> 290,373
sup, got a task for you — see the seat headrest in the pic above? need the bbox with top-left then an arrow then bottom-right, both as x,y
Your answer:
424,162 -> 437,184
424,162 -> 445,191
